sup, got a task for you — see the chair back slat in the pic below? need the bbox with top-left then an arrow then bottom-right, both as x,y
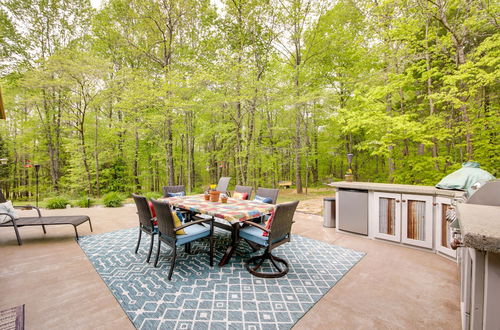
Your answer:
268,201 -> 299,243
234,185 -> 253,199
216,177 -> 231,193
162,185 -> 185,197
132,194 -> 154,229
151,198 -> 176,238
0,189 -> 6,203
256,187 -> 279,204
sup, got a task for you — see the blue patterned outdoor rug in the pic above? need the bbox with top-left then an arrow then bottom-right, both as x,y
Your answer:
78,227 -> 364,329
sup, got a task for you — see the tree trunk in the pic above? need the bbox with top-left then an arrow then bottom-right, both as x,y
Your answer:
386,94 -> 395,182
94,108 -> 100,197
165,115 -> 175,185
243,88 -> 257,186
79,121 -> 93,195
433,0 -> 472,158
186,110 -> 195,192
424,19 -> 440,170
134,126 -> 140,191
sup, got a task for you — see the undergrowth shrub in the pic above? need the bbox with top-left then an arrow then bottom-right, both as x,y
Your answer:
102,192 -> 124,207
45,197 -> 70,209
75,196 -> 94,208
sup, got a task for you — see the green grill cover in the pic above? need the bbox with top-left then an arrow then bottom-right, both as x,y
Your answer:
436,162 -> 495,195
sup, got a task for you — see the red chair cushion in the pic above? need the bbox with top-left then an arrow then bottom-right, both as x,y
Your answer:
148,201 -> 158,225
148,201 -> 156,218
233,192 -> 248,200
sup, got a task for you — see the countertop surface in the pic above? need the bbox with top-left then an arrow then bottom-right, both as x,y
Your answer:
328,181 -> 464,197
457,204 -> 500,253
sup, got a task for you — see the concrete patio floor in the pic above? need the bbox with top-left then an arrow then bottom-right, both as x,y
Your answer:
0,205 -> 460,329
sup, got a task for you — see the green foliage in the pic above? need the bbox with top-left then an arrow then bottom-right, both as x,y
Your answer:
74,196 -> 94,208
45,197 -> 70,209
142,191 -> 162,200
0,0 -> 498,201
102,192 -> 124,207
100,158 -> 130,194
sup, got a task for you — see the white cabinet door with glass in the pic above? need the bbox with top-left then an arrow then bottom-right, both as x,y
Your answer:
400,194 -> 433,249
373,192 -> 433,249
373,192 -> 402,243
434,197 -> 456,258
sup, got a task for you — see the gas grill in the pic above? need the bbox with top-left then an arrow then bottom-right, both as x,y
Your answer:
448,180 -> 500,249
448,180 -> 500,330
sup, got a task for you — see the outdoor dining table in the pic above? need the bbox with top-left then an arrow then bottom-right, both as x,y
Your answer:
161,194 -> 275,266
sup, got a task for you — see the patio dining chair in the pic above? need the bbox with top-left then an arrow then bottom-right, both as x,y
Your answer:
162,185 -> 185,197
233,185 -> 253,200
215,177 -> 231,195
255,187 -> 279,204
151,198 -> 214,280
132,194 -> 157,263
240,200 -> 299,278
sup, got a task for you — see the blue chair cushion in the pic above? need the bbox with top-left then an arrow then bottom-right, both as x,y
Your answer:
168,191 -> 185,197
253,195 -> 273,204
240,226 -> 288,247
176,223 -> 210,246
240,226 -> 269,246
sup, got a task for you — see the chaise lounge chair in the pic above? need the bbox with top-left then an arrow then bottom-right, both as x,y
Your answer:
0,190 -> 92,245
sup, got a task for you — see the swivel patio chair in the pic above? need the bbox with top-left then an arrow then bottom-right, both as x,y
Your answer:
162,185 -> 186,197
240,200 -> 299,278
132,194 -> 157,263
215,177 -> 231,195
233,185 -> 253,200
0,189 -> 92,246
255,187 -> 279,204
151,198 -> 214,280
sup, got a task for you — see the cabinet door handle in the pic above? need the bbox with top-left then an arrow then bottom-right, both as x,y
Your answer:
396,200 -> 400,203
402,200 -> 406,203
433,202 -> 438,206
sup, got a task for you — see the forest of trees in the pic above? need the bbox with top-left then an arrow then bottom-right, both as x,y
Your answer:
0,0 -> 498,200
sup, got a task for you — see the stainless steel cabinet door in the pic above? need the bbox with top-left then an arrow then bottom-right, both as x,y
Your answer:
338,190 -> 368,235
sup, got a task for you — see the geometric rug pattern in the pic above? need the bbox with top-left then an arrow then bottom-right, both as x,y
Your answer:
78,227 -> 364,330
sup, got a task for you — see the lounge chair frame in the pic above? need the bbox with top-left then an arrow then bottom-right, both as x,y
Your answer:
0,190 -> 92,245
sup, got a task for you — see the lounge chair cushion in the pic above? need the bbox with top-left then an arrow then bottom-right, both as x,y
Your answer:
0,201 -> 18,223
176,224 -> 210,246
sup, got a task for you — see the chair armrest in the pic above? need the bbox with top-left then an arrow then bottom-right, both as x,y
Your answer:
175,218 -> 213,231
241,220 -> 271,233
0,212 -> 16,224
13,205 -> 41,217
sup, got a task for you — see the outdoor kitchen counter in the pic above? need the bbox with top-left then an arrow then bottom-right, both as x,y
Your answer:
457,204 -> 500,254
328,181 -> 464,197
